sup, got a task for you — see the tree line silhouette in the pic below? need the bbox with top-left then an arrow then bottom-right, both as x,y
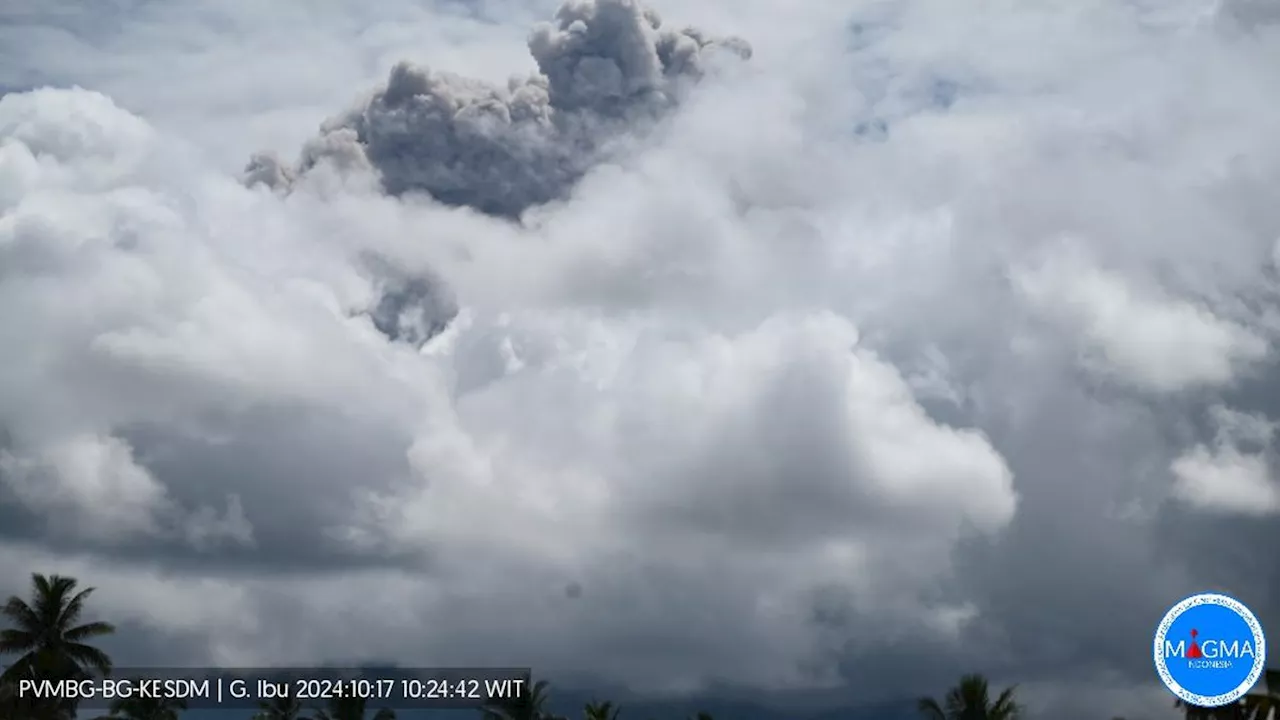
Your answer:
1,574 -> 1276,720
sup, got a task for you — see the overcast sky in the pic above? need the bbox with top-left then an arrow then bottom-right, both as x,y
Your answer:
1,0 -> 1279,719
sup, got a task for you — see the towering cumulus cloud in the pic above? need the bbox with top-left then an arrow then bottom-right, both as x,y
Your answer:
246,0 -> 750,218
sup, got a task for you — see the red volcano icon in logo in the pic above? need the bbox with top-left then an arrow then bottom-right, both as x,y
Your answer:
1187,629 -> 1204,659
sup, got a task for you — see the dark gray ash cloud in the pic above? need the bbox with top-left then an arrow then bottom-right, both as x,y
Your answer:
245,0 -> 751,219
361,254 -> 459,348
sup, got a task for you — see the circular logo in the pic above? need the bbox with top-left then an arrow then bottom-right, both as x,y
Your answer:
1154,593 -> 1266,707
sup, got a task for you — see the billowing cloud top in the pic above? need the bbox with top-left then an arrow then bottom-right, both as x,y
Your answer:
246,0 -> 751,218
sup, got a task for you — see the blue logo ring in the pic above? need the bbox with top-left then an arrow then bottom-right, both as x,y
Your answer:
1154,593 -> 1266,707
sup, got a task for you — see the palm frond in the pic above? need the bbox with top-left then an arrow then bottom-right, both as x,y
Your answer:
65,620 -> 116,643
0,598 -> 40,633
57,588 -> 94,631
917,697 -> 947,720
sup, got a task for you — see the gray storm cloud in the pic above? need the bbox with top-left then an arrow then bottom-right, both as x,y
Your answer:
245,0 -> 750,219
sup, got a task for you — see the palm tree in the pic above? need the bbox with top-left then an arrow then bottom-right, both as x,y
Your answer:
1,574 -> 114,720
918,674 -> 1021,720
1245,669 -> 1280,720
94,695 -> 188,720
0,573 -> 115,682
584,701 -> 620,720
0,655 -> 77,720
310,695 -> 395,720
1178,668 -> 1280,720
255,694 -> 306,720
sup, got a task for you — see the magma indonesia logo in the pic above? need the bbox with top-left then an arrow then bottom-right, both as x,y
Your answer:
1154,593 -> 1267,707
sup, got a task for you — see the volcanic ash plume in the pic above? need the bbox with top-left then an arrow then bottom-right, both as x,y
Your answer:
245,0 -> 751,219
